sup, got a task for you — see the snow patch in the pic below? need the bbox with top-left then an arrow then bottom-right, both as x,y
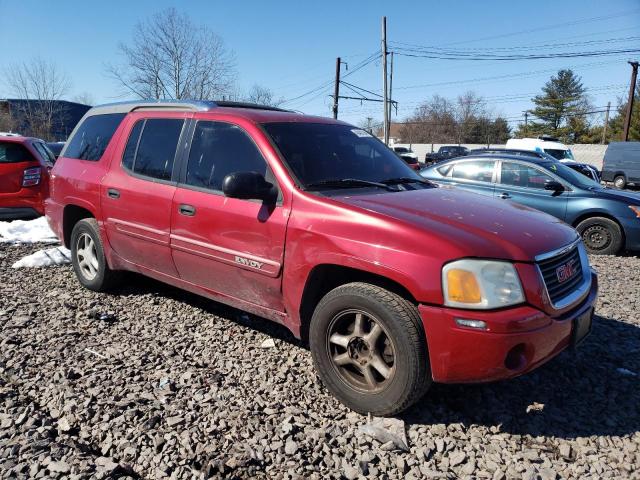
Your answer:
0,217 -> 58,244
12,246 -> 71,268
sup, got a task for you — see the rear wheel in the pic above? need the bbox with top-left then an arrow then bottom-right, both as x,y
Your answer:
309,282 -> 431,416
576,217 -> 623,255
70,218 -> 120,291
614,175 -> 627,189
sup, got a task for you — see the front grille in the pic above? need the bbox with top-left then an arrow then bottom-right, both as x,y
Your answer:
537,244 -> 584,305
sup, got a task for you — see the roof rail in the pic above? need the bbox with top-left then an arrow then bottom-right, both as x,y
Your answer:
87,99 -> 292,116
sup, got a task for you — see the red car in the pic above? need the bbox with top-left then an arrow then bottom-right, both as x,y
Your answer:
0,135 -> 55,219
46,101 -> 597,415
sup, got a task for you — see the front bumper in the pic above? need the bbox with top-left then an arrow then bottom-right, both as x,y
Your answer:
419,270 -> 598,383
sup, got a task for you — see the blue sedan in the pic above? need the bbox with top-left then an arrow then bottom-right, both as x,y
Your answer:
421,154 -> 640,255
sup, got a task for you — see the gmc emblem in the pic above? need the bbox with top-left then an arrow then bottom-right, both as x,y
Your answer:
556,262 -> 575,283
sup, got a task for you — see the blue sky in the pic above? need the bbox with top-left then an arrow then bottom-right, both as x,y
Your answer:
1,0 -> 639,130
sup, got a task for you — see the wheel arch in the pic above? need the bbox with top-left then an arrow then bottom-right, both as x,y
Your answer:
298,263 -> 417,343
62,204 -> 95,248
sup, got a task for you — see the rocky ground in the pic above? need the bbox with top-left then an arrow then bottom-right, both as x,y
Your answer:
0,243 -> 639,479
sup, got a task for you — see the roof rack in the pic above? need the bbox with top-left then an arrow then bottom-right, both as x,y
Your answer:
87,99 -> 292,116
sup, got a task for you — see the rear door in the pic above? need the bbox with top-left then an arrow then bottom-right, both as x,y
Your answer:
495,160 -> 569,220
170,119 -> 289,311
444,158 -> 497,199
101,115 -> 188,277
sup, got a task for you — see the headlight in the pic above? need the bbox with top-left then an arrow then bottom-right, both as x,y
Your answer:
442,259 -> 525,309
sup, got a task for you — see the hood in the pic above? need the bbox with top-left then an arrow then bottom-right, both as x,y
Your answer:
591,187 -> 640,205
334,186 -> 578,262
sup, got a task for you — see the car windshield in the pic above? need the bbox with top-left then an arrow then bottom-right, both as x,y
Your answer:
543,161 -> 600,189
394,147 -> 409,153
544,148 -> 574,160
262,123 -> 425,190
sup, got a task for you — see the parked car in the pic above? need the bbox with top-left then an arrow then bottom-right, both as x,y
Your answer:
470,148 -> 600,182
424,145 -> 468,164
47,101 -> 597,415
0,134 -> 55,219
601,141 -> 640,189
391,146 -> 420,170
421,154 -> 640,255
506,135 -> 575,161
46,141 -> 66,160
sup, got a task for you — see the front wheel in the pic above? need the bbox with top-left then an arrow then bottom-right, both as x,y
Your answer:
576,217 -> 623,255
309,282 -> 431,416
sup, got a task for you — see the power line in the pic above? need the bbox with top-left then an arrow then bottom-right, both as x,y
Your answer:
391,47 -> 640,61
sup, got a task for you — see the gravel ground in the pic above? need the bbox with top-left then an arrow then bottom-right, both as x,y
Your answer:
0,243 -> 639,479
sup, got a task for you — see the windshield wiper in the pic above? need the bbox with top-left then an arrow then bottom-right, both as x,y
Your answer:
381,177 -> 432,186
305,178 -> 395,191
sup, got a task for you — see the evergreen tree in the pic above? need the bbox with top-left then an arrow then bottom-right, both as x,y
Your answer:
529,69 -> 590,139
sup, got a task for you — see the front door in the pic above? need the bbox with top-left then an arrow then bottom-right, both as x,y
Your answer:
170,120 -> 289,311
495,161 -> 569,221
101,116 -> 187,277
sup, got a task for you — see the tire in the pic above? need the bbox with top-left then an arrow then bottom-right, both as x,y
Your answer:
613,175 -> 627,190
309,282 -> 431,416
70,218 -> 120,291
575,216 -> 623,255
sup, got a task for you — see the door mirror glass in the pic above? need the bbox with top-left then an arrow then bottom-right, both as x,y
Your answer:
222,171 -> 277,202
544,180 -> 565,192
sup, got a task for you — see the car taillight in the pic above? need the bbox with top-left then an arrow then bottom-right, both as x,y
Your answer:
22,167 -> 41,187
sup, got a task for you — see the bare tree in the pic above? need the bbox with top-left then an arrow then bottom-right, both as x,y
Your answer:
108,8 -> 236,100
73,92 -> 95,106
4,57 -> 71,139
244,84 -> 283,106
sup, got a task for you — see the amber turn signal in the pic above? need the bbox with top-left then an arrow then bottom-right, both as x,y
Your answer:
446,269 -> 482,304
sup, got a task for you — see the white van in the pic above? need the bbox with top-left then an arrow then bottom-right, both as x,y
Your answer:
506,136 -> 575,161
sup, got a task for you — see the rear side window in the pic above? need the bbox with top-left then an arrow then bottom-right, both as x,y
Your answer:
33,142 -> 55,165
185,121 -> 267,191
451,160 -> 495,182
64,113 -> 125,161
0,142 -> 35,163
122,118 -> 184,181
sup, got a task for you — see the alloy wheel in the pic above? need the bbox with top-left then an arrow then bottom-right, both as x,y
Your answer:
76,233 -> 99,280
326,309 -> 396,393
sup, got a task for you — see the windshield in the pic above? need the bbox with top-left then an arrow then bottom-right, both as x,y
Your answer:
262,123 -> 423,189
394,147 -> 409,153
544,148 -> 574,160
543,161 -> 601,189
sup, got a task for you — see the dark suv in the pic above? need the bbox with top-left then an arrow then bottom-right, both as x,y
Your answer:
46,101 -> 597,415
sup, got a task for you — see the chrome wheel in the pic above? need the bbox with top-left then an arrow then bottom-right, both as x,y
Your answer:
326,309 -> 396,393
76,233 -> 99,280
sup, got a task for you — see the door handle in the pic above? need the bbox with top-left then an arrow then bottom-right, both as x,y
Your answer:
179,204 -> 196,216
107,188 -> 120,199
498,192 -> 511,199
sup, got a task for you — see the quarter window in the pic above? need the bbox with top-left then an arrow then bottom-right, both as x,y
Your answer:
501,162 -> 554,189
451,161 -> 495,183
122,119 -> 184,181
185,121 -> 268,191
64,113 -> 125,161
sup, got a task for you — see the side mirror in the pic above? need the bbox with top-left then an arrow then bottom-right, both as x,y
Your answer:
222,172 -> 277,203
544,180 -> 565,192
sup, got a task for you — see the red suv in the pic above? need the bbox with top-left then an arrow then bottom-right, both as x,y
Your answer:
0,135 -> 55,219
46,101 -> 598,415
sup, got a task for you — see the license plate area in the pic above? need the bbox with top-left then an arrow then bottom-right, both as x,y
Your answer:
571,308 -> 593,348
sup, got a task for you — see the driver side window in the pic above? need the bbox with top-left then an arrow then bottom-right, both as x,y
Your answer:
185,121 -> 269,192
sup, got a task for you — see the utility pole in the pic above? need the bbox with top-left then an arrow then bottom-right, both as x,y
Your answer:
524,111 -> 529,137
382,16 -> 389,145
386,52 -> 394,140
332,57 -> 341,119
623,61 -> 638,141
602,101 -> 611,145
